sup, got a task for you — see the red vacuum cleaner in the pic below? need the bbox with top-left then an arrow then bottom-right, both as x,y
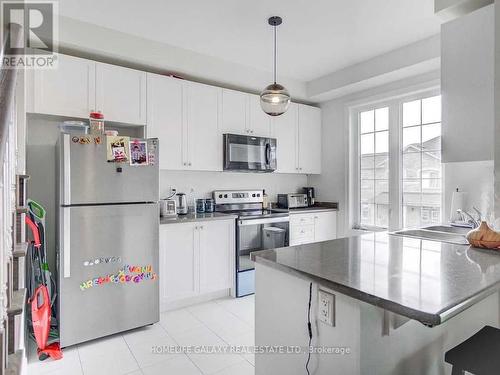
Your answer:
26,215 -> 62,360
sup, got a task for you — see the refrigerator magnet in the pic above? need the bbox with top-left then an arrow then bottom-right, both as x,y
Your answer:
106,136 -> 130,162
129,140 -> 148,166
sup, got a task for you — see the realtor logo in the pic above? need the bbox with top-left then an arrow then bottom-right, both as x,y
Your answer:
1,1 -> 58,68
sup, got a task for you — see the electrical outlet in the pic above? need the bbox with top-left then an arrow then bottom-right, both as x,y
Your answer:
318,289 -> 335,326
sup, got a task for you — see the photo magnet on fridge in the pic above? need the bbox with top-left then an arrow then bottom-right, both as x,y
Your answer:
129,139 -> 148,166
106,136 -> 130,162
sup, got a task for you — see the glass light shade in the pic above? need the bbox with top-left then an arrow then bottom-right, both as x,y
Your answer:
260,83 -> 291,116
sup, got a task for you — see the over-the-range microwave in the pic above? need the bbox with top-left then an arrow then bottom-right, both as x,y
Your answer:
223,133 -> 277,172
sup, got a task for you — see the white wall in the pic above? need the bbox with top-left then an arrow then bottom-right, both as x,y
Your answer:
441,4 -> 494,163
160,170 -> 307,203
443,160 -> 494,223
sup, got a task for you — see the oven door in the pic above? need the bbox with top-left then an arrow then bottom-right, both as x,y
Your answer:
223,134 -> 277,172
236,216 -> 289,297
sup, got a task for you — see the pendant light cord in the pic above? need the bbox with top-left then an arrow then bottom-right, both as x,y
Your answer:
273,24 -> 277,84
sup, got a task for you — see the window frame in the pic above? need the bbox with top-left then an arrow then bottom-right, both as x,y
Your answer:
349,88 -> 442,232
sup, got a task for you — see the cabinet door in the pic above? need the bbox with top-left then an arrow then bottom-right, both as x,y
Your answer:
186,82 -> 222,171
248,94 -> 271,137
313,211 -> 337,242
147,74 -> 185,170
96,63 -> 147,125
221,89 -> 248,135
30,54 -> 95,118
273,103 -> 298,173
160,223 -> 198,307
298,105 -> 322,174
199,220 -> 233,294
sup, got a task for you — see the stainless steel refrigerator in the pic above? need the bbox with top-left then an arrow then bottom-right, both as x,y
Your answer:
56,133 -> 159,347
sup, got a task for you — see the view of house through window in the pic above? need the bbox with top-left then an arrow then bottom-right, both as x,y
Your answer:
360,107 -> 389,228
358,94 -> 441,230
402,96 -> 442,227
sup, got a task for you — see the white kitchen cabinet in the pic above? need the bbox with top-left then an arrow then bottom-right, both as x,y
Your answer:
185,81 -> 222,171
96,62 -> 147,125
199,220 -> 233,294
289,210 -> 337,246
160,222 -> 198,308
146,73 -> 184,170
248,94 -> 271,136
28,54 -> 95,118
221,89 -> 247,135
313,211 -> 337,242
272,103 -> 322,174
298,105 -> 322,174
220,89 -> 271,137
273,103 -> 298,173
159,219 -> 234,310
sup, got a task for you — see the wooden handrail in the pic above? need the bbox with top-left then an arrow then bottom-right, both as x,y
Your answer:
0,23 -> 21,175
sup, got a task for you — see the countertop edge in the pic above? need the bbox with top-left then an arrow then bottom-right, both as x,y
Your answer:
160,214 -> 237,225
252,251 -> 442,327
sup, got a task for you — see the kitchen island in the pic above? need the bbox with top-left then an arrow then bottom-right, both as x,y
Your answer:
251,232 -> 500,375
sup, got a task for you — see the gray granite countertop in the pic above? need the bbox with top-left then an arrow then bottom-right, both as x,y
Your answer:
251,232 -> 500,326
160,212 -> 237,224
272,202 -> 339,214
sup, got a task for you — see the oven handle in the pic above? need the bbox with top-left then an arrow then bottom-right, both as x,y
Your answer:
238,216 -> 289,226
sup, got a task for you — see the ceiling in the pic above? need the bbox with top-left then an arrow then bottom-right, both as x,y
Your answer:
59,0 -> 441,82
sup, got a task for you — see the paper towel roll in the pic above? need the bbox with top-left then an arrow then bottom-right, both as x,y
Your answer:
450,190 -> 467,222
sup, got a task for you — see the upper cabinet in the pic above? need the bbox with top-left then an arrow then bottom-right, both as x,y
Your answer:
147,75 -> 222,171
298,105 -> 322,174
273,103 -> 298,173
185,81 -> 222,171
96,63 -> 147,125
220,89 -> 271,137
146,73 -> 184,170
272,103 -> 322,174
28,54 -> 147,125
27,53 -> 321,174
28,54 -> 95,118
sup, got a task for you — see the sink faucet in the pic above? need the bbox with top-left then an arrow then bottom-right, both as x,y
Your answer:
457,209 -> 480,229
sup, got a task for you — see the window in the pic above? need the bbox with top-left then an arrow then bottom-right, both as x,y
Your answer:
359,107 -> 389,228
353,93 -> 442,230
402,96 -> 441,227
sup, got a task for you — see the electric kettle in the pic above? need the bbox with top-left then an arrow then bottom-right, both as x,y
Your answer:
176,193 -> 188,215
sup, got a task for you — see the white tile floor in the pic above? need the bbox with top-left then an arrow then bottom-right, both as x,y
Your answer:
27,296 -> 255,375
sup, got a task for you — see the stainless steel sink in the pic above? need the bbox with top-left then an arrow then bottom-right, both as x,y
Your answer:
422,225 -> 471,235
390,227 -> 470,245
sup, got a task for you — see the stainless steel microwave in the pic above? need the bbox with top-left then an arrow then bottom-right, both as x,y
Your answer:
223,134 -> 277,172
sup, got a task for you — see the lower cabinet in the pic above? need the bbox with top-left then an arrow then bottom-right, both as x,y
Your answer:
290,211 -> 337,246
159,219 -> 234,310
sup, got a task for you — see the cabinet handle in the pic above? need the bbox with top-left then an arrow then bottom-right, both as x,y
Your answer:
194,226 -> 198,230
314,216 -> 319,219
188,162 -> 192,166
200,225 -> 204,230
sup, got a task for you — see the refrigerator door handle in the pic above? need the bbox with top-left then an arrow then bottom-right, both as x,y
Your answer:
63,208 -> 71,278
63,134 -> 71,205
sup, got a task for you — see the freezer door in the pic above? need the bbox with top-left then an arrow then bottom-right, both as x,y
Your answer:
57,203 -> 159,347
58,133 -> 159,205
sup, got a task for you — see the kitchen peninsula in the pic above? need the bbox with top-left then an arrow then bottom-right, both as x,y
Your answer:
251,232 -> 500,375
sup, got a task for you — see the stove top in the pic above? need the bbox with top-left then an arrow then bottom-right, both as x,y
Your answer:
236,209 -> 288,220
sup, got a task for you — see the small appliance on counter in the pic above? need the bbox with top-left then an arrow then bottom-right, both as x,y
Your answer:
302,187 -> 315,207
176,193 -> 188,215
277,193 -> 308,209
160,198 -> 177,217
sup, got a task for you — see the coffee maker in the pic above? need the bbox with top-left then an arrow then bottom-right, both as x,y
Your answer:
302,187 -> 315,207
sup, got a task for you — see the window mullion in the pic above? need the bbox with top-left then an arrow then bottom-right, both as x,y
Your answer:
388,101 -> 401,231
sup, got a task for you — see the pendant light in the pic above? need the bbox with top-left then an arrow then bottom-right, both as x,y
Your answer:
260,16 -> 291,116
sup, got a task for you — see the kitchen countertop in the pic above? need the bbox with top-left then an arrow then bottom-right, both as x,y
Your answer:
251,232 -> 500,326
272,201 -> 339,214
160,212 -> 237,224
